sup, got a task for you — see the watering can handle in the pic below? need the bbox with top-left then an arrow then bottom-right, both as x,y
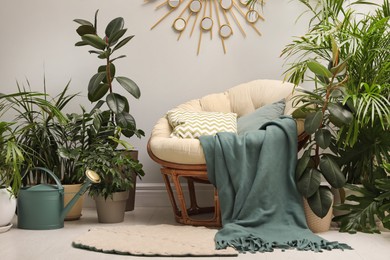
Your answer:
22,167 -> 63,189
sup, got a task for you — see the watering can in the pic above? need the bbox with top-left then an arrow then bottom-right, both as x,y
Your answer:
17,167 -> 100,230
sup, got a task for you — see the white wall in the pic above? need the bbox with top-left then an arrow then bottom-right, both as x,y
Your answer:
0,0 -> 311,185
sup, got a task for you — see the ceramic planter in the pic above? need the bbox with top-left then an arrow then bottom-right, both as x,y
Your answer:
94,190 -> 129,223
0,187 -> 16,232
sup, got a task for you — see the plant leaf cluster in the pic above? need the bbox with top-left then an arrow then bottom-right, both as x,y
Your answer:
74,10 -> 144,139
292,48 -> 348,218
282,0 -> 390,220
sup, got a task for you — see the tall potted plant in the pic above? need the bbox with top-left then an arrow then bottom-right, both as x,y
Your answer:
74,10 -> 145,215
280,0 -> 390,232
3,83 -> 93,220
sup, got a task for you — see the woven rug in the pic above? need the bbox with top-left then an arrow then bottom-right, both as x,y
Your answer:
72,224 -> 238,257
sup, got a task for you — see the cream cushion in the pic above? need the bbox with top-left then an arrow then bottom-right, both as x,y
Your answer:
149,79 -> 305,165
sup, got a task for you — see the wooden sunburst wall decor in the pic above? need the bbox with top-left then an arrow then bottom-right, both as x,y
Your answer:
147,0 -> 265,55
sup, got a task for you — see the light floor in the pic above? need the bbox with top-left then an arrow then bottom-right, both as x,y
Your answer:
0,207 -> 389,260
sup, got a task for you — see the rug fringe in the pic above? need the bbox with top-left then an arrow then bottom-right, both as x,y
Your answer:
216,235 -> 352,253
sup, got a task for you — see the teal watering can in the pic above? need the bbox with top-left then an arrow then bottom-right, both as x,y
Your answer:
17,167 -> 100,230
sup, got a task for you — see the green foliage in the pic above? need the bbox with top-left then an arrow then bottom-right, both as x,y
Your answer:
2,81 -> 84,186
333,179 -> 390,233
74,10 -> 144,139
80,135 -> 145,199
0,120 -> 25,195
282,0 -> 390,218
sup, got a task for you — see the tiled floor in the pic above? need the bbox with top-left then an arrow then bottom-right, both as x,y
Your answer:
0,207 -> 389,260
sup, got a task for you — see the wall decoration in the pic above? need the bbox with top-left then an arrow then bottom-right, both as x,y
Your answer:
146,0 -> 265,55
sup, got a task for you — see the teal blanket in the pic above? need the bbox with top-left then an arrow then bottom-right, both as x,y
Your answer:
199,117 -> 351,253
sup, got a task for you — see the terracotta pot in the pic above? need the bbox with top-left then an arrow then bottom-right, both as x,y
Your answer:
63,184 -> 84,221
303,198 -> 333,233
94,190 -> 129,223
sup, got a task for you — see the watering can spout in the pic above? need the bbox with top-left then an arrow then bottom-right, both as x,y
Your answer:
61,170 -> 101,221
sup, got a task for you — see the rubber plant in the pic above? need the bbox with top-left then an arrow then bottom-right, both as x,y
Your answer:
286,38 -> 349,218
74,10 -> 144,139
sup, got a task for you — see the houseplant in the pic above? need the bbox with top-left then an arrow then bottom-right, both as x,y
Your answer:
280,0 -> 390,231
79,111 -> 145,223
3,82 -> 93,220
74,10 -> 145,215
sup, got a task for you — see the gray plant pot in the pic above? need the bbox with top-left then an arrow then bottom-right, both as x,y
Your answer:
94,190 -> 129,223
125,150 -> 138,212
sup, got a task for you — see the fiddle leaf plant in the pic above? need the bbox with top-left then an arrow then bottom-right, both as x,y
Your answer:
290,41 -> 349,218
74,10 -> 144,139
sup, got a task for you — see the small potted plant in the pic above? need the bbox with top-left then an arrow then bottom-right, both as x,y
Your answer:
79,113 -> 144,223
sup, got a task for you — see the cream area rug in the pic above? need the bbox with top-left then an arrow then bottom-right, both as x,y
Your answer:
72,224 -> 238,257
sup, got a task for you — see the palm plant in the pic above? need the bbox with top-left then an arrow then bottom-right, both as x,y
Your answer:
5,81 -> 77,184
281,0 -> 390,230
282,0 -> 390,183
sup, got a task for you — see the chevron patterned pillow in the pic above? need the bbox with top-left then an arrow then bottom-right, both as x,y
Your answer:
167,109 -> 237,139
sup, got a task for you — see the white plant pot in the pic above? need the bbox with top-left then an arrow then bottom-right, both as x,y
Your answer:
0,188 -> 16,229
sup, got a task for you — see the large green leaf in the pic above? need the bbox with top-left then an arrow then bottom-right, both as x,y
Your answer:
88,83 -> 109,102
81,34 -> 107,50
88,72 -> 108,102
307,61 -> 333,78
105,17 -> 124,38
112,35 -> 134,52
307,186 -> 333,218
116,111 -> 136,137
319,155 -> 346,189
315,128 -> 332,149
296,168 -> 321,197
296,149 -> 311,180
88,72 -> 105,92
116,77 -> 141,99
108,28 -> 127,46
76,25 -> 96,36
328,103 -> 353,125
106,93 -> 128,114
304,110 -> 323,134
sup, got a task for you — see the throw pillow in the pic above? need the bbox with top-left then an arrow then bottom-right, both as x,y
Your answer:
167,109 -> 237,139
237,99 -> 286,134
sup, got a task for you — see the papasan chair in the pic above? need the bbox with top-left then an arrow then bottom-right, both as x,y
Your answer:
147,79 -> 307,227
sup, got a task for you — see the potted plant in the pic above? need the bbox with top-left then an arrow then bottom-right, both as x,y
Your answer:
280,0 -> 390,232
79,112 -> 145,223
3,82 -> 93,220
53,107 -> 94,220
74,10 -> 145,213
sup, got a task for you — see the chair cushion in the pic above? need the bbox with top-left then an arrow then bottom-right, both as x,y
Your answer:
149,79 -> 305,165
167,109 -> 237,139
237,99 -> 286,134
